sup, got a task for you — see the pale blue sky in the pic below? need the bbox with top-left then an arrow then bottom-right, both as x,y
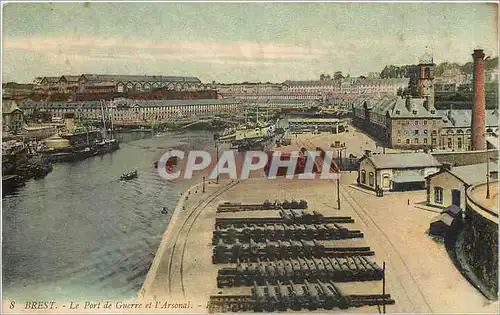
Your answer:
2,2 -> 498,83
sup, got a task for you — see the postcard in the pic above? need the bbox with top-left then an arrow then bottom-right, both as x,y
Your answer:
2,1 -> 498,314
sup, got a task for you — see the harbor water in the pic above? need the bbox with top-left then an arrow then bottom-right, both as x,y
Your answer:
2,130 -> 216,301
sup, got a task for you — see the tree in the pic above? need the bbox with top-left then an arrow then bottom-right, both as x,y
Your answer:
359,75 -> 367,79
334,71 -> 344,80
320,74 -> 325,81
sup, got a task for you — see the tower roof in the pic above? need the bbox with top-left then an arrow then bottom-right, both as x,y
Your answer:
419,53 -> 434,65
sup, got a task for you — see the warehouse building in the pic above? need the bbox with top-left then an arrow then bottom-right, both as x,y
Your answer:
358,151 -> 441,191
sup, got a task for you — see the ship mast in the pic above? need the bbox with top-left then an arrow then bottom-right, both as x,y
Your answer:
106,100 -> 114,139
100,100 -> 107,139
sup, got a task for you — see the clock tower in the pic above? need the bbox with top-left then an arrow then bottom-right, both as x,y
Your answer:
418,54 -> 435,112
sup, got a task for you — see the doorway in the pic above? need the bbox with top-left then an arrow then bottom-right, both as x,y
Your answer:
452,189 -> 461,207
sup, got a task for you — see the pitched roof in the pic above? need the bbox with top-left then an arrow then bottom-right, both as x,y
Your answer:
2,100 -> 23,114
437,109 -> 499,128
2,82 -> 36,89
442,204 -> 462,217
59,75 -> 81,82
283,80 -> 340,87
80,74 -> 201,83
18,98 -> 241,109
448,162 -> 498,186
389,97 -> 440,119
113,98 -> 241,107
430,213 -> 454,226
365,152 -> 441,169
41,77 -> 60,83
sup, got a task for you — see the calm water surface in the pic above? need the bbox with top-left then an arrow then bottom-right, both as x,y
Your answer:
2,130 -> 215,301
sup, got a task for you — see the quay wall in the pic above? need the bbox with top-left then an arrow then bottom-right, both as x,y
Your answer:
432,149 -> 498,167
138,181 -> 202,299
462,183 -> 498,297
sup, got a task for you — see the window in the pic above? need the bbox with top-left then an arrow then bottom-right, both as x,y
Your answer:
406,139 -> 410,144
447,138 -> 452,148
434,187 -> 443,204
414,130 -> 419,135
458,138 -> 462,149
432,138 -> 437,145
412,110 -> 417,115
415,120 -> 418,125
397,130 -> 401,135
423,120 -> 427,125
361,170 -> 366,184
424,138 -> 428,144
369,172 -> 374,187
415,138 -> 419,144
432,129 -> 437,135
424,130 -> 428,134
397,138 -> 401,144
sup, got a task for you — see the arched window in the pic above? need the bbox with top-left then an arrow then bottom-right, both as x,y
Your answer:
406,139 -> 410,144
369,172 -> 374,187
361,170 -> 366,184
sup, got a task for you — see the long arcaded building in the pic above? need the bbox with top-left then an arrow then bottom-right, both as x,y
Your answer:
33,74 -> 211,94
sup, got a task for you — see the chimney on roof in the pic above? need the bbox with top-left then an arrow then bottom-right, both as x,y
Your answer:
471,49 -> 486,151
365,150 -> 372,157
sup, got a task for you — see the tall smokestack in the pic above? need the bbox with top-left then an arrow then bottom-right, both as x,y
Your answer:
471,49 -> 486,151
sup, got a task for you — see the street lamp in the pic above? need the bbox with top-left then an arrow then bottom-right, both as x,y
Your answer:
486,141 -> 490,199
337,175 -> 341,210
214,133 -> 219,184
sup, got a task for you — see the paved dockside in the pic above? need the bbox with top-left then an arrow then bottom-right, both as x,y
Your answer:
139,172 -> 497,313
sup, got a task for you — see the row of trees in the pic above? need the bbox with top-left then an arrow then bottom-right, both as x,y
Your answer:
379,65 -> 417,79
380,57 -> 498,79
319,71 -> 347,81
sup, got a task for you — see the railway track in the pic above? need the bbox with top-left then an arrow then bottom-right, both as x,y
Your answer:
339,186 -> 433,313
180,180 -> 240,296
165,180 -> 239,296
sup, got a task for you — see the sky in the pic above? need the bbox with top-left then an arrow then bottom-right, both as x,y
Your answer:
2,2 -> 498,83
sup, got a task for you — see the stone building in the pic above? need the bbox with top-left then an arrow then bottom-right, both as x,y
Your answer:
357,151 -> 441,191
425,162 -> 497,210
352,56 -> 440,149
18,98 -> 242,125
34,74 -> 207,94
436,109 -> 498,151
2,100 -> 24,134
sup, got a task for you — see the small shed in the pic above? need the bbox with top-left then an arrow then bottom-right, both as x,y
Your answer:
429,213 -> 455,237
442,204 -> 462,218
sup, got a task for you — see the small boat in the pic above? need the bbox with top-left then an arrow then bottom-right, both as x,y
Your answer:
160,207 -> 169,215
120,170 -> 138,181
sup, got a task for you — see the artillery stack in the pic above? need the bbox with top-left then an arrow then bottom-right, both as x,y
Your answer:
208,200 -> 395,312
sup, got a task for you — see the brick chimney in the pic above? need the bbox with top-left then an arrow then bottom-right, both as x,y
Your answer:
471,49 -> 486,150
